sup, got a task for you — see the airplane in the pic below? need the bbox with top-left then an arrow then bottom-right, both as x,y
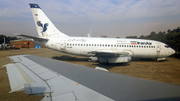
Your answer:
0,37 -> 8,49
17,3 -> 175,63
4,55 -> 180,100
87,27 -> 92,37
0,37 -> 24,49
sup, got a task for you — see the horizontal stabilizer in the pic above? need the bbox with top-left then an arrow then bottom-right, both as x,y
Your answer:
17,34 -> 49,41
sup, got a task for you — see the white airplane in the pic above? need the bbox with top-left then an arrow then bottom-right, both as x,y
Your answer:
19,3 -> 175,63
0,37 -> 8,49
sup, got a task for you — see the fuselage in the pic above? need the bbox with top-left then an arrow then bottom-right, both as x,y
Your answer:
29,3 -> 175,63
34,37 -> 175,59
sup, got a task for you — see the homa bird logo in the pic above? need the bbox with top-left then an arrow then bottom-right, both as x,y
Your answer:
131,41 -> 152,45
37,21 -> 48,35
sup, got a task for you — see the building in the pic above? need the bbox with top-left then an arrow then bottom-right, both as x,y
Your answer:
10,39 -> 44,49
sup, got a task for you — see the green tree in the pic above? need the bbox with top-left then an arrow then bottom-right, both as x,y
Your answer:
126,36 -> 138,38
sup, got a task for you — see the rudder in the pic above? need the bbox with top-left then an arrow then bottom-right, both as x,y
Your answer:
29,3 -> 68,38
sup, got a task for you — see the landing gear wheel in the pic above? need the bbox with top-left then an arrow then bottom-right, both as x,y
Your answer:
155,58 -> 159,62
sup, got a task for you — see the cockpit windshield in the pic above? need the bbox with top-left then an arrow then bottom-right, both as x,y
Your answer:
164,45 -> 169,48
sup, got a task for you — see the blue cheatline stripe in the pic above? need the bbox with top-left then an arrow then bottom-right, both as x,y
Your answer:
29,3 -> 41,9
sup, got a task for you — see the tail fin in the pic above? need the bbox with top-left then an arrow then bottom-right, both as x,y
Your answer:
29,3 -> 69,37
87,27 -> 91,37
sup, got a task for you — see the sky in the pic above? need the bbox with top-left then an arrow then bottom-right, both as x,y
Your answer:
0,0 -> 180,38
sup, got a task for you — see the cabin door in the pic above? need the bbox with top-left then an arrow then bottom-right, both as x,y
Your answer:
60,40 -> 66,51
156,43 -> 161,52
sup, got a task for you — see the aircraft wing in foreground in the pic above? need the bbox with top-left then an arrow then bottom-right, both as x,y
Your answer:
4,55 -> 180,101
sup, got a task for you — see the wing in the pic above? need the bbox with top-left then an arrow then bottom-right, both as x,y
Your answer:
90,50 -> 131,63
4,55 -> 180,101
91,51 -> 129,57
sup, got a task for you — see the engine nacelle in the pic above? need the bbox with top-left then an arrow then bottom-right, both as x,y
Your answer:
99,56 -> 131,63
89,57 -> 98,62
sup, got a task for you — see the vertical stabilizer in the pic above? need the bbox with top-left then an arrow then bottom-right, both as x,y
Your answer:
87,27 -> 91,37
29,3 -> 69,38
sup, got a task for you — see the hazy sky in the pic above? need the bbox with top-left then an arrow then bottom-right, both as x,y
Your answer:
0,0 -> 180,38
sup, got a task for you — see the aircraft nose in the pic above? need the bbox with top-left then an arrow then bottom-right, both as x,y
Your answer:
171,49 -> 175,55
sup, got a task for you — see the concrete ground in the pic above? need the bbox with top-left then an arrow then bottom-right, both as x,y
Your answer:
0,48 -> 180,101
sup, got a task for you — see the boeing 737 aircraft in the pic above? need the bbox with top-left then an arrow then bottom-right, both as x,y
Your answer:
19,3 -> 175,63
3,4 -> 180,100
0,37 -> 23,49
0,37 -> 8,49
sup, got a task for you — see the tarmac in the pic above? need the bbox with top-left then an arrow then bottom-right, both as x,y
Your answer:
0,48 -> 180,101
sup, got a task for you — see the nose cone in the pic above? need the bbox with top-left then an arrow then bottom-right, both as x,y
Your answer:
171,49 -> 175,55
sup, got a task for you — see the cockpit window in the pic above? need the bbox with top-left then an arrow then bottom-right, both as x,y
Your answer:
164,45 -> 169,48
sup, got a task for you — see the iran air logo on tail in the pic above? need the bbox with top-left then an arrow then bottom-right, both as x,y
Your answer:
37,21 -> 48,33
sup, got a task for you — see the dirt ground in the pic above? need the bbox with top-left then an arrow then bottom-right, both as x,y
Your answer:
0,48 -> 180,101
